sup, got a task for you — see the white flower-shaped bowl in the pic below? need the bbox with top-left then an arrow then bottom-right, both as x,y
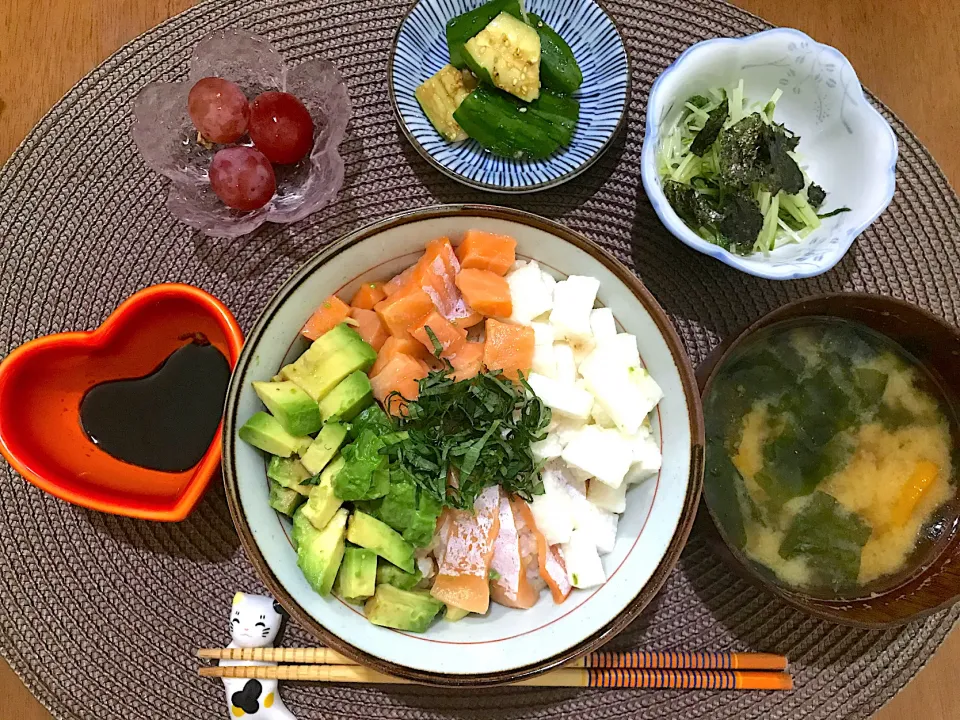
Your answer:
132,29 -> 352,238
641,28 -> 898,280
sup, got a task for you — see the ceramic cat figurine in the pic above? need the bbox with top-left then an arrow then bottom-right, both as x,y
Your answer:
221,593 -> 297,720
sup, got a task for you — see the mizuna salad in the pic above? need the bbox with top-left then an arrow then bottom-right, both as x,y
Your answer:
238,231 -> 663,631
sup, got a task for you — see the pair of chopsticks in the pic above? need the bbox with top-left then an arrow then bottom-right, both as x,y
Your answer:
198,647 -> 793,690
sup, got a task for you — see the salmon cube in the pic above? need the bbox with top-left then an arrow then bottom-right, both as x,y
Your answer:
483,318 -> 535,381
350,282 -> 386,310
512,497 -> 571,604
456,268 -> 512,318
431,486 -> 502,614
369,353 -> 428,415
389,240 -> 483,328
412,310 -> 468,358
448,341 -> 484,381
370,337 -> 428,378
456,230 -> 517,275
301,295 -> 351,341
490,493 -> 541,609
375,288 -> 435,341
349,307 -> 388,351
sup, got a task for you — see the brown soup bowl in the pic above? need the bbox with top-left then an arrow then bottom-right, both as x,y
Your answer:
697,293 -> 960,627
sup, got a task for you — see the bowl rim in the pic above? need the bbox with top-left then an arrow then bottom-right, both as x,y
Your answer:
640,27 -> 899,280
222,203 -> 705,684
0,283 -> 244,521
697,292 -> 960,627
386,0 -> 632,194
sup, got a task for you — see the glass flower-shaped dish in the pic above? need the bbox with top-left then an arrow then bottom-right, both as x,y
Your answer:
133,29 -> 352,238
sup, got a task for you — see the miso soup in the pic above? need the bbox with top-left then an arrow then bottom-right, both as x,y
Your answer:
704,318 -> 957,598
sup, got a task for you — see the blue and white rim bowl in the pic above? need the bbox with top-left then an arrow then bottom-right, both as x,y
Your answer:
641,28 -> 899,281
389,0 -> 629,193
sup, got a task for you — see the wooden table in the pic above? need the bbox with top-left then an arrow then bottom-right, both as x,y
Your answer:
1,0 -> 958,717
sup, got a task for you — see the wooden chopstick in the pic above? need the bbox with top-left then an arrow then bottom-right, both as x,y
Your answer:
198,647 -> 788,672
199,663 -> 793,690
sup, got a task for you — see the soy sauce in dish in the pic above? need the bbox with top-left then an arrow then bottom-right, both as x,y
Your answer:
80,334 -> 230,472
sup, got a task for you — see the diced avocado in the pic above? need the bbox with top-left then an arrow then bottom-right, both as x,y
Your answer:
269,479 -> 305,517
376,562 -> 423,591
297,507 -> 348,596
444,605 -> 470,622
415,65 -> 478,142
319,370 -> 374,423
267,455 -> 313,491
280,324 -> 377,401
291,506 -> 313,550
346,511 -> 416,573
296,436 -> 314,456
464,12 -> 541,102
238,412 -> 311,457
300,422 -> 348,475
253,380 -> 322,436
335,547 -> 378,603
364,584 -> 444,632
301,455 -> 345,530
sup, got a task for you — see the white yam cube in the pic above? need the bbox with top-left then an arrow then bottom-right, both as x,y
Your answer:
530,322 -> 557,377
629,367 -> 664,416
549,275 -> 600,342
561,425 -> 634,489
529,468 -> 576,545
531,321 -> 555,346
590,402 -> 616,428
589,308 -> 617,345
570,337 -> 596,368
507,261 -> 554,325
550,416 -> 587,447
625,428 -> 663,484
552,342 -> 578,384
527,373 -> 593,420
530,433 -> 563,462
565,487 -> 619,554
587,478 -> 628,513
540,269 -> 557,294
611,333 -> 642,370
579,349 -> 651,436
563,529 -> 606,588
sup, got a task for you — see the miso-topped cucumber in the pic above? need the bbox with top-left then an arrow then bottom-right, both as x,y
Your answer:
463,12 -> 541,102
415,65 -> 478,142
446,0 -> 523,68
423,0 -> 584,160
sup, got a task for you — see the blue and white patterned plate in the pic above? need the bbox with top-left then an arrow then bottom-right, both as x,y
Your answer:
389,0 -> 629,193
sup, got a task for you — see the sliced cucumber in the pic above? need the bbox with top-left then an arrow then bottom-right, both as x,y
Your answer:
415,65 -> 478,142
527,13 -> 582,94
463,12 -> 541,102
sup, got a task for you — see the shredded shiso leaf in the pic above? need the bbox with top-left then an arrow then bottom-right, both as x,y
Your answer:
657,81 -> 850,256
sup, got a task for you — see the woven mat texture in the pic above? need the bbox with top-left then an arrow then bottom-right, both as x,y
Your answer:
1,0 -> 959,718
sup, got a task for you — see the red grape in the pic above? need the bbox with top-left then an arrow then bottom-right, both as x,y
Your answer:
188,77 -> 250,144
248,91 -> 315,164
208,147 -> 276,211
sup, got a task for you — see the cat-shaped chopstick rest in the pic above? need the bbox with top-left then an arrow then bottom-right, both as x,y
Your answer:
221,593 -> 297,719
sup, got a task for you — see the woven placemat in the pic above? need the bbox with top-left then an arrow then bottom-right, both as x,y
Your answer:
1,0 -> 959,718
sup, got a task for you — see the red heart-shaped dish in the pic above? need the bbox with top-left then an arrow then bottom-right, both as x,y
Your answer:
0,284 -> 243,521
